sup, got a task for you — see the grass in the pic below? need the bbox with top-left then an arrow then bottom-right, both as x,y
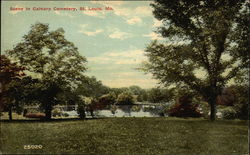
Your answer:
0,117 -> 248,155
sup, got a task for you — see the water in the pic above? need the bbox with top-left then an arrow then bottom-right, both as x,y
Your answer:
96,109 -> 159,117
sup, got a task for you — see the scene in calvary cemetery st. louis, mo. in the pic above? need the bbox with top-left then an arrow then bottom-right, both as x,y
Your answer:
0,0 -> 249,155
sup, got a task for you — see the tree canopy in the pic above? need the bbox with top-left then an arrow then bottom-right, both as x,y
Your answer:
144,0 -> 249,120
6,23 -> 88,119
0,55 -> 26,120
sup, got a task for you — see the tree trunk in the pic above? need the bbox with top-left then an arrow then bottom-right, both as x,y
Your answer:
209,97 -> 217,121
210,101 -> 216,121
90,110 -> 94,118
45,104 -> 52,120
8,107 -> 12,121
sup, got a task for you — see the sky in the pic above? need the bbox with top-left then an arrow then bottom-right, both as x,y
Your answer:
1,1 -> 166,89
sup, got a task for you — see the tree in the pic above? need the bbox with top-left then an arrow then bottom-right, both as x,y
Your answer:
98,93 -> 116,107
128,85 -> 148,102
143,0 -> 249,120
0,55 -> 25,120
6,23 -> 87,120
116,92 -> 135,105
225,85 -> 249,120
76,76 -> 110,98
77,96 -> 86,119
147,88 -> 174,103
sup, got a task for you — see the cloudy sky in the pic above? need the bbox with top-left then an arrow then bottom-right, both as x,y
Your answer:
1,1 -> 164,88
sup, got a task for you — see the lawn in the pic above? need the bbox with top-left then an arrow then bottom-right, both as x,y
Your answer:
0,117 -> 248,155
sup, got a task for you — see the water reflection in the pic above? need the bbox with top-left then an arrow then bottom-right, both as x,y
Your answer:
96,109 -> 160,117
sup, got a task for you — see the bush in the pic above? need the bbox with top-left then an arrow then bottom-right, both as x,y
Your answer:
52,108 -> 62,117
220,107 -> 237,119
235,102 -> 249,120
131,105 -> 141,112
117,92 -> 134,105
169,103 -> 202,118
169,94 -> 202,118
63,113 -> 69,117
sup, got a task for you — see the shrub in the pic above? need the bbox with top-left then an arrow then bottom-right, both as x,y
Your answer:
235,102 -> 249,120
117,92 -> 134,105
169,103 -> 202,118
169,94 -> 202,118
131,105 -> 141,112
63,113 -> 69,117
52,108 -> 62,117
98,93 -> 116,109
220,107 -> 237,119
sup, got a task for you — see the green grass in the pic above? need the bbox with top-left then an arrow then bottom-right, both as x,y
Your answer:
0,117 -> 248,155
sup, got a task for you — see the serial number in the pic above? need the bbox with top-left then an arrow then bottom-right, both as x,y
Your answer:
24,144 -> 43,149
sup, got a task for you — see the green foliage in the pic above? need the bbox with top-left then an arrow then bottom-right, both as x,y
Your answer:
217,85 -> 249,120
230,85 -> 249,120
117,92 -> 135,105
98,93 -> 117,107
219,107 -> 237,119
147,88 -> 174,103
6,23 -> 88,119
52,108 -> 62,117
143,0 -> 249,120
131,105 -> 141,112
77,98 -> 86,119
169,95 -> 202,118
62,113 -> 69,117
76,76 -> 109,98
0,55 -> 26,120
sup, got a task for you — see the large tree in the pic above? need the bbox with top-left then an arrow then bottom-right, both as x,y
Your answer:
144,0 -> 249,120
6,23 -> 87,120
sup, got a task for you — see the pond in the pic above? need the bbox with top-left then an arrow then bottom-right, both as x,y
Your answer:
94,109 -> 162,117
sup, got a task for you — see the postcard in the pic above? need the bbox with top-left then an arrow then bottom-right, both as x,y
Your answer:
1,0 -> 249,155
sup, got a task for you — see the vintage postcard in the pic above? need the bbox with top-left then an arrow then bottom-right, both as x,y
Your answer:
1,0 -> 249,155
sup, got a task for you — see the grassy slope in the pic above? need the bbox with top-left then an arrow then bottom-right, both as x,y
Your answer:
0,118 -> 248,155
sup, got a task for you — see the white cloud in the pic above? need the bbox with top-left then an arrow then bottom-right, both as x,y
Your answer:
89,2 -> 152,25
88,57 -> 111,64
79,29 -> 103,36
88,49 -> 147,65
126,17 -> 142,25
83,1 -> 124,18
108,28 -> 132,40
143,32 -> 163,40
111,72 -> 137,77
113,5 -> 152,18
104,49 -> 144,58
78,24 -> 103,36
